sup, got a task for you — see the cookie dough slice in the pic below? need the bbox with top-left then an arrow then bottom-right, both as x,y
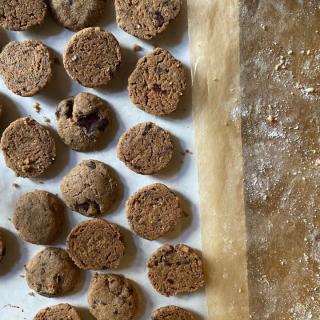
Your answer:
117,122 -> 174,175
60,160 -> 118,216
0,117 -> 56,178
147,244 -> 205,296
0,230 -> 6,264
63,27 -> 121,87
88,273 -> 137,320
33,304 -> 82,320
26,247 -> 81,297
115,0 -> 181,40
129,48 -> 186,116
0,40 -> 53,97
152,306 -> 196,320
55,92 -> 110,151
126,183 -> 183,240
66,219 -> 125,270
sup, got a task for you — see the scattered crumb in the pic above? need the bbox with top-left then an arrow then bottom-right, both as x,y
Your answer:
20,274 -> 25,278
28,292 -> 35,297
8,218 -> 11,222
182,149 -> 193,156
43,117 -> 51,124
32,103 -> 41,113
12,183 -> 20,188
133,44 -> 142,52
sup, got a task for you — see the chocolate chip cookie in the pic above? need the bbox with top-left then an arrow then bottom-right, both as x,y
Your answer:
13,190 -> 65,245
88,273 -> 137,320
0,40 -> 53,96
115,0 -> 181,40
33,304 -> 82,320
152,306 -> 196,320
63,27 -> 121,87
0,117 -> 56,178
26,247 -> 81,297
66,219 -> 125,270
147,244 -> 205,296
55,92 -> 110,151
128,48 -> 186,115
60,160 -> 118,216
0,230 -> 6,264
117,122 -> 174,175
126,183 -> 183,240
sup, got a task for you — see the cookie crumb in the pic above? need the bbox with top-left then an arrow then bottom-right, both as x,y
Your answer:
28,292 -> 35,297
43,117 -> 51,123
12,183 -> 20,188
133,44 -> 142,52
33,103 -> 41,113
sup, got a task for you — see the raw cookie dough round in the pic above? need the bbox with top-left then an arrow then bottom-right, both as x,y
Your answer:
152,306 -> 196,320
67,219 -> 125,270
126,183 -> 183,240
48,0 -> 107,31
0,230 -> 6,263
0,0 -> 47,31
0,40 -> 53,96
13,190 -> 65,245
117,122 -> 174,175
33,304 -> 82,320
128,48 -> 186,116
115,0 -> 181,40
88,273 -> 137,320
0,117 -> 56,178
60,160 -> 118,216
55,92 -> 110,151
26,247 -> 80,297
147,244 -> 205,296
63,27 -> 121,87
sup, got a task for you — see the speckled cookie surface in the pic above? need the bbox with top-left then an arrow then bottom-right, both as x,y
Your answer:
147,244 -> 205,296
13,190 -> 65,245
128,48 -> 186,116
126,183 -> 182,240
60,160 -> 118,216
63,27 -> 121,87
152,306 -> 196,320
0,40 -> 52,96
0,231 -> 6,264
66,219 -> 125,270
88,273 -> 136,320
0,0 -> 47,31
33,304 -> 82,320
48,0 -> 106,31
56,92 -> 110,151
115,0 -> 181,40
26,247 -> 80,297
0,117 -> 56,178
117,122 -> 174,175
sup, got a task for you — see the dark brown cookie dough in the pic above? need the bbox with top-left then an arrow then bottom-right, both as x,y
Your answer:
128,48 -> 186,116
13,190 -> 64,245
63,27 -> 121,87
26,247 -> 81,297
0,117 -> 56,178
152,306 -> 196,320
0,230 -> 6,264
115,0 -> 181,40
147,244 -> 205,296
60,160 -> 118,216
66,219 -> 125,270
117,122 -> 174,175
33,304 -> 82,320
88,273 -> 137,320
0,40 -> 53,96
55,92 -> 110,151
0,0 -> 47,31
126,183 -> 183,240
48,0 -> 106,31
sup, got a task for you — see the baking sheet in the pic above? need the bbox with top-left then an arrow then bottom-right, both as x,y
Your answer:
0,2 -> 208,319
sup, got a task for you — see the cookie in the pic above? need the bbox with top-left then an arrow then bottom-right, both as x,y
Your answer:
117,122 -> 174,175
0,40 -> 52,96
55,92 -> 110,151
48,0 -> 106,31
0,230 -> 6,263
128,48 -> 186,116
0,0 -> 47,31
67,219 -> 125,270
60,160 -> 118,216
147,244 -> 205,296
33,304 -> 82,320
126,183 -> 183,240
63,27 -> 121,87
13,190 -> 64,245
26,247 -> 80,297
0,117 -> 56,178
152,306 -> 196,320
88,273 -> 137,320
115,0 -> 181,40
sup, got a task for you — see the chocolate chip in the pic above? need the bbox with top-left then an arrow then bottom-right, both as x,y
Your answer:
87,161 -> 97,169
153,84 -> 162,92
75,200 -> 101,215
65,99 -> 74,119
77,113 -> 108,134
142,123 -> 152,136
154,11 -> 165,27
